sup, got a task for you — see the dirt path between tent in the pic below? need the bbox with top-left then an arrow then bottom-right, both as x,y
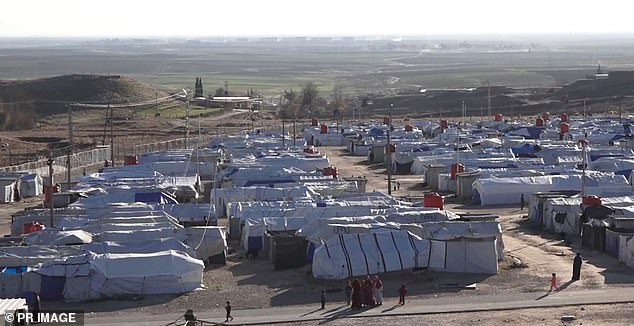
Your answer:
36,145 -> 634,324
320,145 -> 634,292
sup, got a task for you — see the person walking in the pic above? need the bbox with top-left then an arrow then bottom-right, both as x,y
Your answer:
398,284 -> 408,305
344,281 -> 353,306
320,290 -> 327,310
225,301 -> 234,322
351,279 -> 362,309
572,253 -> 583,281
363,276 -> 375,306
520,194 -> 525,210
183,309 -> 197,326
549,273 -> 559,292
373,276 -> 383,305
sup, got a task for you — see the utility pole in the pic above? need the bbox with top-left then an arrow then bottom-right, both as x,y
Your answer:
47,157 -> 54,227
197,115 -> 201,177
155,90 -> 159,117
109,104 -> 114,166
458,101 -> 465,168
619,100 -> 623,124
185,90 -> 190,148
224,81 -> 229,111
487,83 -> 492,117
387,103 -> 393,195
580,140 -> 588,197
251,108 -> 255,132
282,115 -> 285,148
293,110 -> 297,147
335,108 -> 339,135
66,104 -> 72,190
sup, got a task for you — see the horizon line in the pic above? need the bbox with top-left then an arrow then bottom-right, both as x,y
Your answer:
2,32 -> 634,40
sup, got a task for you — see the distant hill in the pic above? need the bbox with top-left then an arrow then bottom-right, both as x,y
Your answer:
0,74 -> 165,130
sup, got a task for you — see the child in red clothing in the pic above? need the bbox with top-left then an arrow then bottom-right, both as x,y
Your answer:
549,273 -> 559,292
398,284 -> 408,305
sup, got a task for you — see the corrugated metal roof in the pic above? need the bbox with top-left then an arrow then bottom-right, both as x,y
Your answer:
0,298 -> 28,314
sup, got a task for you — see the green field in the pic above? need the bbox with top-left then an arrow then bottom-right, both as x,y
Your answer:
3,36 -> 634,100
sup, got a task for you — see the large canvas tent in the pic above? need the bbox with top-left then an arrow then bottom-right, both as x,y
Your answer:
473,174 -> 630,206
312,231 -> 432,280
34,250 -> 204,301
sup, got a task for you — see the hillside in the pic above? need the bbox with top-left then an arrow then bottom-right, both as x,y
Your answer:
0,74 -> 163,103
0,74 -> 166,130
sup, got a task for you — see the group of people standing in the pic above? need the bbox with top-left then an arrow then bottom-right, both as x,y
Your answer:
345,275 -> 384,309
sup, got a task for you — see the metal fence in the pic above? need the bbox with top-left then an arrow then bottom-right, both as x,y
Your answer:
127,136 -> 207,157
0,147 -> 111,176
0,136 -> 210,176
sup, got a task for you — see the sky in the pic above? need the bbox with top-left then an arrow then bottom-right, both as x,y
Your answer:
2,0 -> 634,38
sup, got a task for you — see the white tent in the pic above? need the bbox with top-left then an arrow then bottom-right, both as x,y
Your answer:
81,238 -> 196,257
19,174 -> 43,197
158,204 -> 216,224
312,231 -> 432,280
0,180 -> 15,203
180,226 -> 227,262
418,221 -> 500,273
618,234 -> 634,268
298,216 -> 387,244
0,245 -> 83,267
34,250 -> 204,301
473,174 -> 630,206
24,229 -> 93,245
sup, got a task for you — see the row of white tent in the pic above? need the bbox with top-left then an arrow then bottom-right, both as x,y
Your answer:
211,132 -> 503,278
0,149 -> 229,301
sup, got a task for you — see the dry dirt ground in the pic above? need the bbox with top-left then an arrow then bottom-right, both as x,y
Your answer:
2,135 -> 634,324
279,303 -> 634,326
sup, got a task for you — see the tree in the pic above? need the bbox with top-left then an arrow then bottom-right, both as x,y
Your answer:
215,87 -> 225,97
194,77 -> 204,98
283,89 -> 297,105
301,82 -> 318,109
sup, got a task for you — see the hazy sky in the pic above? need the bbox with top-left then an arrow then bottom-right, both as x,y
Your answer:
2,0 -> 633,37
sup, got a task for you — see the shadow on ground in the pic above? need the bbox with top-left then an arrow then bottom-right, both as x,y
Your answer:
43,294 -> 178,313
227,259 -> 494,307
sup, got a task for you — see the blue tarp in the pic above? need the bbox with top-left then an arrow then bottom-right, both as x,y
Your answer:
615,169 -> 633,179
247,236 -> 263,252
367,127 -> 387,138
476,162 -> 518,169
40,275 -> 65,300
306,242 -> 316,263
1,266 -> 27,274
134,192 -> 178,204
511,144 -> 542,158
590,153 -> 626,162
243,180 -> 295,187
508,127 -> 545,139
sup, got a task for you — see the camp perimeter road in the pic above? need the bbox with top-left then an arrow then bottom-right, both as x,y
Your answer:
86,287 -> 634,325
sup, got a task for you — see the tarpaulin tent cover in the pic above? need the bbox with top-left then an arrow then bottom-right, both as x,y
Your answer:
35,250 -> 204,301
312,231 -> 431,280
